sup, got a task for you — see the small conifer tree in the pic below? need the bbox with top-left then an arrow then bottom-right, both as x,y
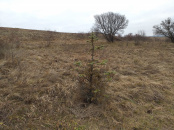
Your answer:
77,32 -> 115,104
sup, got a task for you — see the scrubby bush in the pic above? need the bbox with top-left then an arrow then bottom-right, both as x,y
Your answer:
124,31 -> 150,45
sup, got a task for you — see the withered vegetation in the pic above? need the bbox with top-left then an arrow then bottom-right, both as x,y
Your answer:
0,27 -> 174,129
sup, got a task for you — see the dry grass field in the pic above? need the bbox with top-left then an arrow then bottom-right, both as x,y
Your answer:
0,27 -> 174,129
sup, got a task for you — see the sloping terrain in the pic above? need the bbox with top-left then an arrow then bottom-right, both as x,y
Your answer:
0,28 -> 174,129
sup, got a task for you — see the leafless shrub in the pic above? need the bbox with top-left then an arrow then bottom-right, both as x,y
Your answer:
124,33 -> 134,41
136,30 -> 147,41
124,30 -> 149,45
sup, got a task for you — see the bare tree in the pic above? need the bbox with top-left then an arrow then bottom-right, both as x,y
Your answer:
137,30 -> 146,37
153,17 -> 174,43
93,12 -> 128,42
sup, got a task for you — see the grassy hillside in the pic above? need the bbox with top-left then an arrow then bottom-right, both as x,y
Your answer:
0,27 -> 174,129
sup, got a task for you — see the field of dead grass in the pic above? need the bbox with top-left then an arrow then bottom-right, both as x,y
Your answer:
0,28 -> 174,129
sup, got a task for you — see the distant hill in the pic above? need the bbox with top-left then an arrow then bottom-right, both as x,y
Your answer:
0,27 -> 93,41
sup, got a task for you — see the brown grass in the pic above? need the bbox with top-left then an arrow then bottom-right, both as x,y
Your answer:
0,27 -> 174,129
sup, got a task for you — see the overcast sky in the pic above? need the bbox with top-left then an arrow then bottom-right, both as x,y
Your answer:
0,0 -> 174,36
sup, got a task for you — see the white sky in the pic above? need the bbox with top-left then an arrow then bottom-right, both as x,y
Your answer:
0,0 -> 174,36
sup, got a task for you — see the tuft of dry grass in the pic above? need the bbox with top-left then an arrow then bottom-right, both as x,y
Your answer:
0,27 -> 174,129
